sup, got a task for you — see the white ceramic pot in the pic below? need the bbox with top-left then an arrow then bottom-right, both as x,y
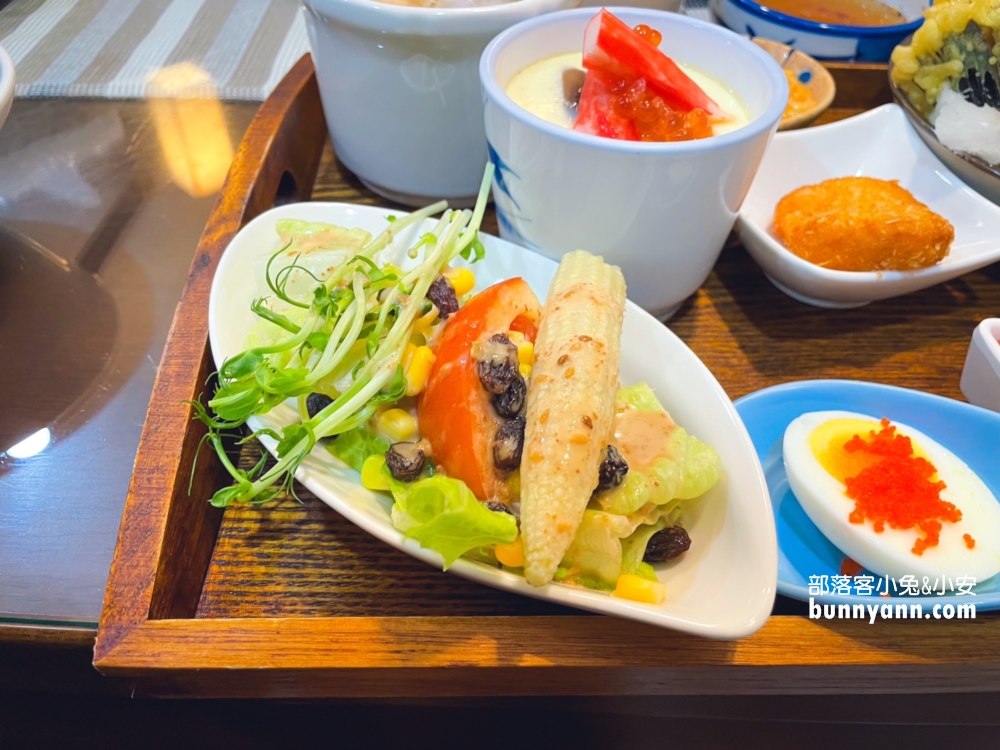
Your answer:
480,7 -> 787,318
303,0 -> 578,207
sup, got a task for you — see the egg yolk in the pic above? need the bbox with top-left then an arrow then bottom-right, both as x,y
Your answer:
809,418 -> 963,556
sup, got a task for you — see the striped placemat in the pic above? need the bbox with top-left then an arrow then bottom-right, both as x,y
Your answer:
0,0 -> 309,100
0,0 -> 717,101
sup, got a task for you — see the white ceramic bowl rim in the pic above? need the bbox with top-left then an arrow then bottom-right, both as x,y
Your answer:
480,7 -> 788,154
0,45 -> 13,106
304,0 -> 574,35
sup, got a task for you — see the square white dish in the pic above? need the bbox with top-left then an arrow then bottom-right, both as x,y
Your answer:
737,104 -> 1000,308
207,201 -> 777,640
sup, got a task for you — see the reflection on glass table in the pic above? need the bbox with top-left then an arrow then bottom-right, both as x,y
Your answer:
0,95 -> 257,627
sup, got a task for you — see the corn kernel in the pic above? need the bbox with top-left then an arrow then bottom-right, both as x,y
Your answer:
361,455 -> 390,491
444,267 -> 476,296
507,331 -> 525,346
378,408 -> 417,442
517,341 -> 534,367
519,363 -> 532,378
613,574 -> 667,604
405,346 -> 436,397
495,536 -> 524,568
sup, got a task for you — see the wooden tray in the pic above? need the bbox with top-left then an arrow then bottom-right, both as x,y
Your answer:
94,56 -> 1000,698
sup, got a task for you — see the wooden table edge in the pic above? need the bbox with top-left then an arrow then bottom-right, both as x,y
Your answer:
0,623 -> 96,648
91,614 -> 1000,696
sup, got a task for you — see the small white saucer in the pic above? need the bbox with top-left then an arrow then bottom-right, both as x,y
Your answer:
737,104 -> 1000,308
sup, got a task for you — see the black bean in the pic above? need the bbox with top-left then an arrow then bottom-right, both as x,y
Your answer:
493,416 -> 525,472
306,393 -> 333,419
385,442 -> 425,482
476,333 -> 519,394
492,375 -> 526,418
643,526 -> 691,562
594,445 -> 628,494
427,276 -> 459,319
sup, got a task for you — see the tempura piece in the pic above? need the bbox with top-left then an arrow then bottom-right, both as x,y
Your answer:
520,251 -> 626,587
773,177 -> 954,272
891,0 -> 1000,117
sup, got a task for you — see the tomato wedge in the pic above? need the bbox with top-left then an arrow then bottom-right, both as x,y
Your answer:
417,278 -> 541,502
582,9 -> 724,118
573,69 -> 640,140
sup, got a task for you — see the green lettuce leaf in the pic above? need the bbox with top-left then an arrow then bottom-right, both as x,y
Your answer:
560,510 -> 633,584
275,219 -> 371,253
327,427 -> 388,472
253,220 -> 372,302
387,474 -> 517,569
598,383 -> 722,514
620,520 -> 667,577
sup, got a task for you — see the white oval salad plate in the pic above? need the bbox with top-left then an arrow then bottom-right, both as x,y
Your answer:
208,202 -> 776,640
737,104 -> 1000,308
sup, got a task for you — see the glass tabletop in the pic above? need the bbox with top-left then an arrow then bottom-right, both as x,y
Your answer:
0,96 -> 258,626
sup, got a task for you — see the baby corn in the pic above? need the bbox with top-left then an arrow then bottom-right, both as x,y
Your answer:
519,251 -> 626,587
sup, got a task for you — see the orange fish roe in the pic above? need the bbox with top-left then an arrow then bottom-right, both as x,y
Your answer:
840,557 -> 864,577
842,418 -> 961,556
609,76 -> 714,142
633,23 -> 662,46
964,533 -> 976,549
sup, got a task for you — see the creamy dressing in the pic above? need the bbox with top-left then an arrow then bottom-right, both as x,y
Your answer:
504,51 -> 751,137
610,405 -> 677,473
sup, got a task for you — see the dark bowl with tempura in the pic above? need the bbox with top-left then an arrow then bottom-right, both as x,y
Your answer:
890,2 -> 1000,205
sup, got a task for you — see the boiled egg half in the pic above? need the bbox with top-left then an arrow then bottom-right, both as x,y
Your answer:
784,411 -> 1000,582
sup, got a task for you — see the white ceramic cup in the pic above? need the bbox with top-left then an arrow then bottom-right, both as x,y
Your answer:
480,8 -> 787,318
303,0 -> 579,207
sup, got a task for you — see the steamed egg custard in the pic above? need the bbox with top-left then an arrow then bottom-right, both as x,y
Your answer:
784,411 -> 1000,582
505,52 -> 751,138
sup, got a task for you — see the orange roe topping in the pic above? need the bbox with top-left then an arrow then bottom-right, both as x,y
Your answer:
633,23 -> 662,46
964,533 -> 976,549
842,418 -> 961,556
840,557 -> 863,577
609,77 -> 714,142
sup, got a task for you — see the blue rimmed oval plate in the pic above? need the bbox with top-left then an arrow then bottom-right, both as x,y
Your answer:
735,379 -> 1000,610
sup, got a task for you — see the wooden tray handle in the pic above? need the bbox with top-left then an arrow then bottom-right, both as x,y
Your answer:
97,56 -> 327,653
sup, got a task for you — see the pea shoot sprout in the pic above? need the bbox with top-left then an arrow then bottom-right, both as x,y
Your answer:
192,164 -> 494,507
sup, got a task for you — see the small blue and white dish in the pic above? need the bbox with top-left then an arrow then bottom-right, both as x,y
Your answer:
712,0 -> 926,62
735,379 -> 1000,611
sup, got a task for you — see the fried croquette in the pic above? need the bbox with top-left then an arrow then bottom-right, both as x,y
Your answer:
773,177 -> 954,272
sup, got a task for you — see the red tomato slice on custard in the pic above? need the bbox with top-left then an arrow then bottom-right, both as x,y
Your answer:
582,9 -> 724,118
574,69 -> 640,140
417,278 -> 541,502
